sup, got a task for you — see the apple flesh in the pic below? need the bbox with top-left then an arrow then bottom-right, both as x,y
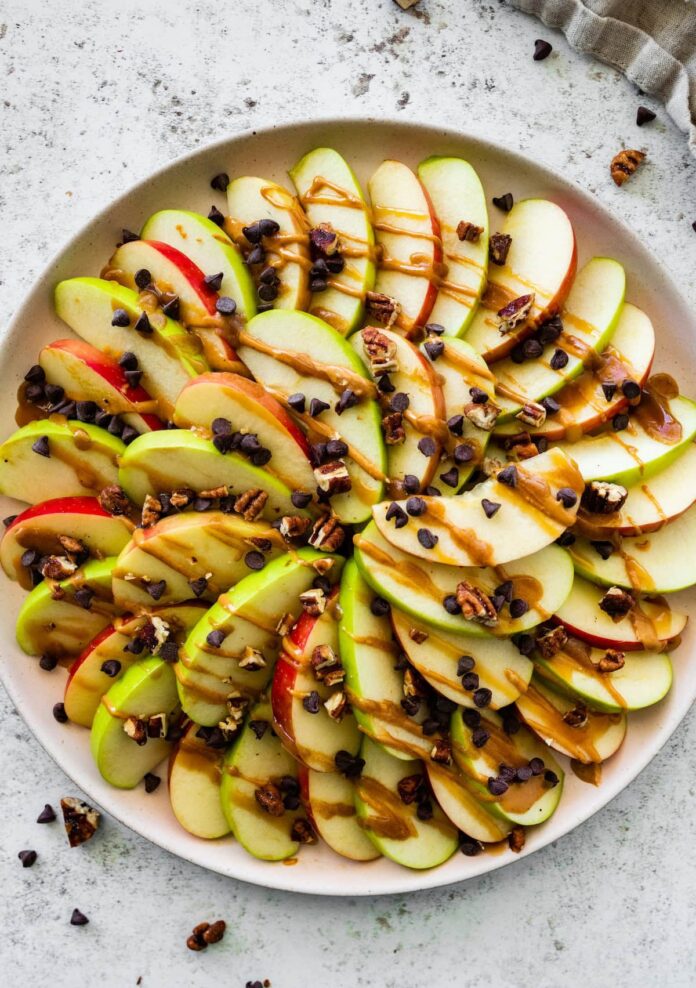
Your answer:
1,496 -> 132,588
300,767 -> 380,861
417,155 -> 488,337
168,722 -> 231,839
289,147 -> 376,336
426,762 -> 512,844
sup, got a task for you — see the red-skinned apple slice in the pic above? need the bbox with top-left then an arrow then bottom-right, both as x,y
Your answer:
368,159 -> 441,335
464,199 -> 576,362
168,722 -> 231,839
39,339 -> 163,434
298,766 -> 380,861
1,496 -> 133,589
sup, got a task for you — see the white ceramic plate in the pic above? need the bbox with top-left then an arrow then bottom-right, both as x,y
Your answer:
1,118 -> 694,896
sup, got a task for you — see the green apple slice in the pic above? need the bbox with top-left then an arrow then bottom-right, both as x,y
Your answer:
373,447 -> 582,566
90,656 -> 178,789
226,176 -> 310,312
168,722 -> 230,839
302,769 -> 380,861
426,762 -> 511,844
237,308 -> 385,523
493,257 -> 625,419
0,420 -> 124,504
141,209 -> 257,320
118,428 -> 300,517
417,155 -> 488,337
354,521 -> 574,636
112,511 -> 285,612
219,700 -> 302,861
289,147 -> 376,335
54,277 -> 208,418
516,676 -> 627,762
450,706 -> 564,826
16,557 -> 118,658
391,608 -> 532,709
355,736 -> 458,869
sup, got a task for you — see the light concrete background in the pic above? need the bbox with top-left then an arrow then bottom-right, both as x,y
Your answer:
1,1 -> 695,985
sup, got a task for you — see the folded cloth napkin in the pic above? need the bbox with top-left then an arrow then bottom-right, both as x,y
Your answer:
508,0 -> 696,156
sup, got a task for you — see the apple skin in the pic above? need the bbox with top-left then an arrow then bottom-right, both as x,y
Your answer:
112,239 -> 218,316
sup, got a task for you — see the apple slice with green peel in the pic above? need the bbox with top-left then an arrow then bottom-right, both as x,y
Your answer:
493,257 -> 626,420
534,634 -> 673,713
237,308 -> 385,524
220,700 -> 303,861
355,737 -> 458,869
54,277 -> 209,418
464,199 -> 577,362
351,327 -> 446,493
368,159 -> 441,335
517,676 -> 627,762
140,209 -> 257,320
272,590 -> 361,772
299,768 -> 380,861
289,147 -> 376,336
90,656 -> 178,789
0,420 -> 124,504
226,176 -> 311,312
373,447 -> 583,567
168,722 -> 230,839
173,372 -> 316,494
177,549 -> 344,726
554,576 -> 686,651
64,602 -> 206,727
391,608 -> 532,710
417,156 -> 488,337
118,428 -> 301,518
39,339 -> 164,434
426,762 -> 512,844
112,511 -> 285,613
1,497 -> 132,588
354,521 -> 574,637
451,706 -> 564,826
16,557 -> 119,658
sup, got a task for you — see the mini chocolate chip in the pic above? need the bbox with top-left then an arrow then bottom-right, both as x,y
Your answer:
24,364 -> 46,384
159,641 -> 180,663
495,580 -> 514,602
440,467 -> 460,488
612,412 -> 629,431
469,387 -> 489,404
134,311 -> 151,333
636,105 -> 656,126
490,594 -> 506,612
125,369 -> 143,388
37,803 -> 56,824
473,687 -> 492,708
516,764 -> 533,782
210,171 -> 230,191
291,490 -> 312,509
425,323 -> 445,336
39,654 -> 58,671
538,314 -> 563,344
529,757 -> 545,775
259,282 -> 279,301
326,439 -> 348,458
244,551 -> 266,571
21,548 -> 38,568
303,691 -> 321,714
544,769 -> 559,787
385,502 -> 409,528
556,487 -> 577,508
45,383 -> 65,406
591,540 -> 614,560
247,245 -> 265,265
249,720 -> 268,740
462,671 -> 480,691
121,228 -> 139,243
193,497 -> 212,512
416,800 -> 433,821
402,474 -> 420,494
310,278 -> 327,293
25,383 -> 45,403
502,710 -> 522,735
123,637 -> 145,655
424,485 -> 441,497
602,382 -> 617,401
377,373 -> 395,393
216,296 -> 237,315
550,348 -> 568,370
418,437 -> 437,457
210,417 -> 231,437
121,425 -> 138,445
286,392 -> 307,414
70,909 -> 89,926
108,415 -> 124,436
453,443 -> 474,464
497,465 -> 517,488
443,595 -> 462,615
514,633 -> 535,656
100,659 -> 121,677
370,596 -> 390,616
208,205 -> 225,227
259,265 -> 279,285
481,498 -> 501,519
32,436 -> 50,458
146,579 -> 166,601
424,339 -> 444,361
523,338 -> 543,360
309,397 -> 330,418
488,777 -> 509,796
492,192 -> 514,212
19,850 -> 37,868
390,392 -> 410,413
259,219 -> 280,237
541,396 -> 561,416
118,352 -> 139,371
621,379 -> 641,400
133,268 -> 152,291
53,702 -> 68,723
3,514 -> 17,528
472,726 -> 490,748
460,838 -> 483,857
457,655 -> 475,676
406,496 -> 426,516
556,530 -> 576,547
161,296 -> 180,320
447,414 -> 464,436
509,598 -> 529,618
335,389 -> 359,414
75,400 -> 97,423
206,629 -> 225,648
533,38 -> 553,60
144,773 -> 161,793
417,528 -> 438,549
111,307 -> 131,327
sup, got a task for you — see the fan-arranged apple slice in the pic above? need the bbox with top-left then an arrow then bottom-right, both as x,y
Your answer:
173,372 -> 316,494
168,722 -> 231,839
368,159 -> 441,335
289,147 -> 376,335
39,339 -> 164,434
373,447 -> 583,567
236,308 -> 385,523
450,706 -> 564,826
54,277 -> 209,418
355,737 -> 458,869
417,156 -> 488,336
493,257 -> 625,420
1,496 -> 132,589
226,176 -> 311,312
354,521 -> 574,636
112,511 -> 285,612
554,576 -> 686,651
516,676 -> 627,763
0,420 -> 124,504
299,767 -> 380,861
16,556 -> 119,659
219,700 -> 304,861
272,590 -> 361,772
90,656 -> 178,789
464,199 -> 576,362
64,602 -> 207,727
118,429 -> 301,518
391,608 -> 532,710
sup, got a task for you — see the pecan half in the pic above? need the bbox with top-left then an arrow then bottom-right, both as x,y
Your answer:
314,459 -> 352,495
57,534 -> 86,556
382,410 -> 406,445
362,325 -> 398,373
516,401 -> 547,428
98,484 -> 131,516
255,783 -> 285,816
279,515 -> 311,541
611,149 -> 645,187
463,401 -> 500,432
535,625 -> 568,659
581,481 -> 628,515
455,581 -> 498,626
497,293 -> 535,334
141,493 -> 162,528
60,797 -> 101,848
308,513 -> 345,551
598,586 -> 635,621
299,587 -> 327,616
456,220 -> 483,243
365,293 -> 401,329
595,648 -> 626,673
234,488 -> 268,521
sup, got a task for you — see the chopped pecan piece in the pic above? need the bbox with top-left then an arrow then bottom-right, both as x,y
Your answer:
309,222 -> 340,256
123,717 -> 148,745
455,581 -> 498,626
362,325 -> 398,373
393,0 -> 420,8
239,646 -> 267,671
456,220 -> 483,243
535,625 -> 568,659
60,797 -> 101,847
581,480 -> 628,515
598,586 -> 635,621
324,690 -> 349,721
595,648 -> 626,673
275,612 -> 296,635
299,587 -> 326,616
489,232 -> 512,266
508,825 -> 526,853
234,488 -> 268,521
611,148 -> 645,187
225,691 -> 248,724
430,738 -> 453,765
308,513 -> 345,551
217,716 -> 243,741
311,644 -> 344,686
497,293 -> 535,334
516,401 -> 546,428
382,410 -> 406,445
314,459 -> 352,495
409,627 -> 428,645
146,712 -> 168,739
291,818 -> 318,844
562,703 -> 588,729
141,493 -> 162,528
397,774 -> 425,805
40,555 -> 78,580
463,401 -> 500,432
57,534 -> 85,556
279,515 -> 311,541
365,292 -> 401,329
510,441 -> 540,460
98,484 -> 131,516
255,783 -> 285,816
312,556 -> 335,575
403,667 -> 427,698
199,485 -> 229,499
169,487 -> 195,510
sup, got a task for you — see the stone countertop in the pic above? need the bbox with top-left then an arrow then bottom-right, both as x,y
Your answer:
1,1 -> 695,985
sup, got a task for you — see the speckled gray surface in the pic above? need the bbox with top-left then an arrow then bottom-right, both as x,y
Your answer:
1,1 -> 696,985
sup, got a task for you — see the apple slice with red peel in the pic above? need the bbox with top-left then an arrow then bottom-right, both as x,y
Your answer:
299,767 -> 380,861
272,590 -> 361,772
554,576 -> 686,651
417,156 -> 489,337
464,198 -> 576,362
368,159 -> 441,335
173,372 -> 316,494
168,722 -> 231,839
39,339 -> 163,434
